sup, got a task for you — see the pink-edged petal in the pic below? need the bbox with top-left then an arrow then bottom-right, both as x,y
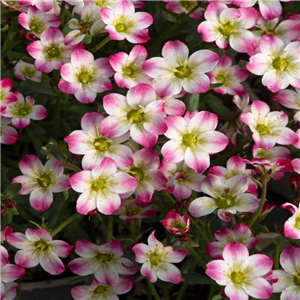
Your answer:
81,112 -> 104,134
125,28 -> 150,44
184,147 -> 210,173
132,243 -> 148,263
128,45 -> 148,64
60,63 -> 76,82
164,116 -> 187,139
188,196 -> 217,217
206,260 -> 230,285
132,12 -> 153,29
11,175 -> 34,195
238,7 -> 258,29
0,126 -> 18,145
96,191 -> 121,215
19,154 -> 43,177
134,182 -> 154,203
114,0 -> 134,16
100,116 -> 129,138
76,191 -> 97,215
229,30 -> 258,53
197,21 -> 220,42
71,49 -> 94,69
29,188 -> 53,211
157,263 -> 182,284
14,249 -> 39,268
260,34 -> 285,56
142,57 -> 172,78
58,79 -> 81,94
39,253 -> 65,275
130,123 -> 157,148
108,144 -> 133,167
161,140 -> 184,164
109,278 -> 133,295
280,247 -> 300,274
93,57 -> 114,78
26,41 -> 43,59
225,282 -> 248,300
92,157 -> 117,177
162,248 -> 186,263
29,105 -> 47,120
127,83 -> 157,108
173,183 -> 192,199
242,254 -> 273,276
222,242 -> 248,267
251,100 -> 270,117
189,50 -> 220,73
70,171 -> 91,192
74,88 -> 97,104
109,172 -> 138,193
259,0 -> 281,20
11,117 -> 30,129
162,40 -> 189,65
183,73 -> 210,94
6,232 -> 27,249
68,257 -> 93,276
206,242 -> 223,259
88,78 -> 112,94
75,239 -> 98,257
109,52 -> 128,72
26,228 -> 51,241
189,111 -> 218,132
141,261 -> 157,282
281,286 -> 300,300
34,59 -> 54,73
41,27 -> 63,44
243,277 -> 273,299
64,131 -> 90,154
71,286 -> 89,300
204,1 -> 228,21
102,93 -> 129,116
94,264 -> 119,286
1,264 -> 25,282
274,127 -> 298,145
50,240 -> 73,257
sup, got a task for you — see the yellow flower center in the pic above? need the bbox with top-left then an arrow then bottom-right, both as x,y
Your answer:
96,251 -> 114,262
76,66 -> 94,85
124,205 -> 141,216
230,271 -> 245,284
10,102 -> 32,118
219,22 -> 235,37
128,167 -> 144,181
44,44 -> 63,61
34,239 -> 50,253
256,124 -> 272,136
148,249 -> 165,267
28,17 -> 46,34
272,57 -> 287,72
21,66 -> 36,79
127,109 -> 144,123
182,133 -> 197,148
93,137 -> 111,152
179,1 -> 196,10
91,178 -> 107,192
37,173 -> 53,188
174,62 -> 192,79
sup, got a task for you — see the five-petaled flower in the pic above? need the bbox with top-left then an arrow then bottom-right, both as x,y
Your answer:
281,202 -> 300,239
162,211 -> 190,235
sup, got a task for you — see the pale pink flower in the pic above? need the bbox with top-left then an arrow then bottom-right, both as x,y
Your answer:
206,242 -> 273,300
71,277 -> 132,300
1,92 -> 47,129
159,160 -> 204,199
162,211 -> 189,235
198,2 -> 258,53
109,45 -> 151,88
247,34 -> 300,92
2,0 -> 29,12
189,175 -> 259,222
206,224 -> 259,259
281,202 -> 300,239
100,84 -> 167,148
240,100 -> 298,150
120,148 -> 167,203
101,0 -> 153,44
26,27 -> 84,73
1,282 -> 19,300
271,247 -> 300,299
142,40 -> 219,97
69,239 -> 136,286
64,112 -> 133,170
18,6 -> 61,38
0,79 -> 17,113
18,0 -> 55,12
58,49 -> 114,103
292,158 -> 300,174
161,111 -> 228,173
6,228 -> 73,275
14,60 -> 42,82
164,0 -> 203,19
0,118 -> 18,145
12,155 -> 70,211
206,55 -> 248,96
132,230 -> 186,284
70,157 -> 138,215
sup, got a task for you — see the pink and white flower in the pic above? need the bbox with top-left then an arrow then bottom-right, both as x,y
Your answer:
132,230 -> 186,284
162,211 -> 190,235
14,60 -> 42,82
69,239 -> 136,286
1,282 -> 19,300
71,277 -> 132,300
272,247 -> 300,299
2,0 -> 29,12
206,55 -> 248,96
58,49 -> 114,103
12,155 -> 70,211
101,0 -> 153,44
165,0 -> 203,19
206,224 -> 259,259
1,92 -> 47,129
206,242 -> 273,300
26,27 -> 84,73
6,228 -> 73,275
142,40 -> 219,97
197,2 -> 258,53
273,88 -> 300,124
64,112 -> 133,170
161,111 -> 228,173
160,160 -> 204,199
18,0 -> 55,12
18,6 -> 61,38
247,34 -> 300,92
0,118 -> 18,145
240,100 -> 298,150
281,202 -> 300,239
109,45 -> 151,89
0,78 -> 17,113
100,84 -> 167,148
120,148 -> 167,203
70,157 -> 138,215
189,175 -> 259,222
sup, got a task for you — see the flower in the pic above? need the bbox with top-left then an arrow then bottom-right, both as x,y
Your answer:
142,40 -> 219,97
281,202 -> 300,239
70,157 -> 138,215
1,92 -> 47,129
240,100 -> 298,150
162,211 -> 190,235
0,118 -> 18,145
58,49 -> 114,103
132,230 -> 186,284
71,277 -> 133,300
13,60 -> 42,82
64,112 -> 133,170
109,45 -> 151,88
271,247 -> 300,299
206,224 -> 258,259
197,2 -> 258,53
12,155 -> 70,211
6,228 -> 73,275
100,0 -> 153,44
0,78 -> 17,113
247,34 -> 300,92
161,111 -> 228,173
1,282 -> 19,300
189,174 -> 259,222
100,83 -> 167,148
206,242 -> 273,300
18,0 -> 55,12
165,0 -> 203,19
69,239 -> 136,286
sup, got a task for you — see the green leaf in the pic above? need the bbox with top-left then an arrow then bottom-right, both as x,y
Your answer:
261,243 -> 277,256
188,93 -> 199,113
27,122 -> 46,135
182,273 -> 216,285
208,83 -> 223,90
203,94 -> 231,115
161,10 -> 179,23
46,144 -> 66,162
20,80 -> 57,96
212,296 -> 225,300
252,224 -> 269,234
4,183 -> 22,198
238,60 -> 248,70
62,119 -> 72,135
273,235 -> 285,245
287,238 -> 300,247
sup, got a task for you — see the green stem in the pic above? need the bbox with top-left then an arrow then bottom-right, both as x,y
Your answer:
185,243 -> 206,269
130,220 -> 136,242
90,36 -> 111,53
147,281 -> 161,300
60,1 -> 66,28
52,96 -> 62,138
106,215 -> 113,242
208,284 -> 218,300
190,218 -> 210,244
247,177 -> 268,228
163,191 -> 176,203
50,213 -> 81,237
64,163 -> 82,173
274,242 -> 282,270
